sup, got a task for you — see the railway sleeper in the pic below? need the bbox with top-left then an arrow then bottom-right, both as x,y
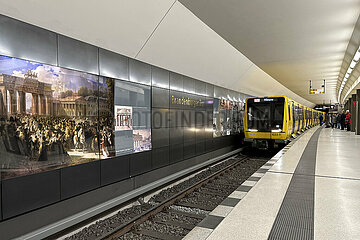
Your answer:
152,218 -> 197,230
135,229 -> 182,240
176,201 -> 216,211
166,208 -> 206,219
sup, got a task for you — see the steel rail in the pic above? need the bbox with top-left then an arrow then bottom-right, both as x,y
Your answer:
97,155 -> 248,240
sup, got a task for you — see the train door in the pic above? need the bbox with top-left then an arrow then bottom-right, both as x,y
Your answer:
292,102 -> 295,134
297,105 -> 301,132
287,101 -> 292,137
301,107 -> 305,130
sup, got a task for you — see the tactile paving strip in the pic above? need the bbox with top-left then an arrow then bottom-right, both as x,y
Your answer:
183,128 -> 312,240
267,127 -> 322,240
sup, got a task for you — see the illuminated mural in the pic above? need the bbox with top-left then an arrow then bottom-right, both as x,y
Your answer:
0,55 -> 151,179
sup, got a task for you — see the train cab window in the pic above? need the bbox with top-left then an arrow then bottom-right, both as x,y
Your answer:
247,102 -> 271,131
247,97 -> 284,132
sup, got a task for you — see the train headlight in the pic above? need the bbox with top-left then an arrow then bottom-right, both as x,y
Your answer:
271,129 -> 282,133
248,129 -> 258,132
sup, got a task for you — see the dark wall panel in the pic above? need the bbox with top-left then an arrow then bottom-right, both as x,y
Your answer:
152,108 -> 170,128
152,128 -> 169,148
2,170 -> 60,219
184,141 -> 196,160
184,127 -> 196,142
152,146 -> 170,169
0,183 -> 1,221
129,59 -> 151,85
152,87 -> 170,108
206,139 -> 214,152
152,66 -> 169,89
58,35 -> 98,74
0,14 -> 57,65
196,127 -> 206,142
61,161 -> 100,199
130,151 -> 151,176
195,111 -> 205,126
183,110 -> 195,128
169,109 -> 184,128
101,155 -> 130,186
196,141 -> 206,155
170,143 -> 183,163
99,48 -> 129,80
170,127 -> 184,145
0,178 -> 134,240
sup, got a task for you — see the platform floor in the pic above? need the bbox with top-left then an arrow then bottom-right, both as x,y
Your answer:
184,127 -> 360,240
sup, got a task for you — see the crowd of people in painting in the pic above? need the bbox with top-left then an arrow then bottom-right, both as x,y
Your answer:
0,115 -> 115,163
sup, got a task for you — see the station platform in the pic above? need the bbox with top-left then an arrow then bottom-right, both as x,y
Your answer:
184,126 -> 360,240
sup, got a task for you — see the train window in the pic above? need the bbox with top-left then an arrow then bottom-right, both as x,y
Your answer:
272,99 -> 285,130
247,97 -> 284,132
288,105 -> 291,120
247,103 -> 271,131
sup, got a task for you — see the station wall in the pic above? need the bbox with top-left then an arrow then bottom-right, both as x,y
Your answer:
0,14 -> 250,238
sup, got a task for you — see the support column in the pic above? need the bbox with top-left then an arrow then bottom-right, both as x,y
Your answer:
356,89 -> 360,135
39,94 -> 46,115
45,96 -> 52,115
32,93 -> 39,115
18,91 -> 26,115
0,88 -> 7,116
8,90 -> 17,115
351,94 -> 357,132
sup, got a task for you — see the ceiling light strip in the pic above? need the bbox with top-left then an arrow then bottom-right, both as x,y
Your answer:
342,75 -> 360,103
338,46 -> 360,103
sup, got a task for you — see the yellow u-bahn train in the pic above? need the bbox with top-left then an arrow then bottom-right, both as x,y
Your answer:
244,96 -> 324,148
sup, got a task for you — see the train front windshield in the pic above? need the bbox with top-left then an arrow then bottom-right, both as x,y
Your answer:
247,97 -> 285,132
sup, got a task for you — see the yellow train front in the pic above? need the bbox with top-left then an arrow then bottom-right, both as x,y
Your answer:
244,96 -> 323,148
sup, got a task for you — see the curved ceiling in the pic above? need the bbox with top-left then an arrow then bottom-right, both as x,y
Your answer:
0,0 -> 345,107
180,0 -> 360,104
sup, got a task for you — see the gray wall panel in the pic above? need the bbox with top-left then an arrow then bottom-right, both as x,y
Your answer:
170,72 -> 183,91
152,87 -> 170,108
152,66 -> 169,89
129,59 -> 151,85
169,109 -> 184,127
152,108 -> 170,128
183,76 -> 195,94
170,127 -> 184,145
0,14 -> 57,65
184,127 -> 196,142
195,80 -> 206,96
206,83 -> 214,97
58,35 -> 98,74
99,48 -> 129,80
152,128 -> 170,148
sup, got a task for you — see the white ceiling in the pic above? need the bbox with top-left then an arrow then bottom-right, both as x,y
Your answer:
0,0 -> 331,107
180,0 -> 360,104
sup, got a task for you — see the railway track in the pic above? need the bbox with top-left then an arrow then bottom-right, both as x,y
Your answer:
64,151 -> 271,240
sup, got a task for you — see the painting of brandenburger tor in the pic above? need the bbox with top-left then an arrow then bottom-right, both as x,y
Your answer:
0,56 -> 112,179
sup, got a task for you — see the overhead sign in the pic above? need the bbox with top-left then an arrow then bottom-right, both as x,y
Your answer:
309,80 -> 325,94
310,88 -> 325,94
